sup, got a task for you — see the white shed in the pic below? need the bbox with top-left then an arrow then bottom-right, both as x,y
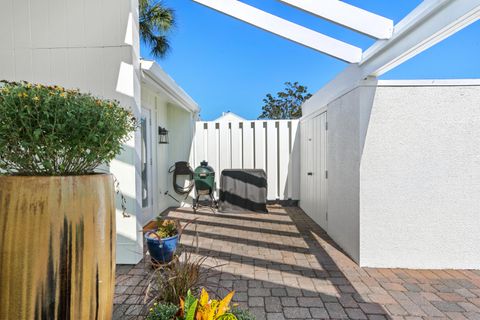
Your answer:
300,79 -> 480,269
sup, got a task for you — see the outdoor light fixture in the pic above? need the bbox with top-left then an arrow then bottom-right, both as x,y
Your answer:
158,127 -> 169,144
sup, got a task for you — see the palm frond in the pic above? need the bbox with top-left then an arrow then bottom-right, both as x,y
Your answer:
139,0 -> 175,58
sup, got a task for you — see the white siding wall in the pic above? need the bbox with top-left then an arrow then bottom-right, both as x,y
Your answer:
0,0 -> 143,264
192,120 -> 300,200
141,86 -> 197,221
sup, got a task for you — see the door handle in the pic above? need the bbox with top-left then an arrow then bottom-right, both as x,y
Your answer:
307,172 -> 313,176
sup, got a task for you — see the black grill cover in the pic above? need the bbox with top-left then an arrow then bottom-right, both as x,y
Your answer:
219,169 -> 268,213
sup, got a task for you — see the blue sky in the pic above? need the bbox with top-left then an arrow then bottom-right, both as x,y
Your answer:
140,0 -> 480,121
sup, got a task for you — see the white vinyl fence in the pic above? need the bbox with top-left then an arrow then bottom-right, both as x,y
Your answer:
190,120 -> 300,200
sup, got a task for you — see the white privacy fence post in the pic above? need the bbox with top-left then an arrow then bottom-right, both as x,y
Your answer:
243,122 -> 255,169
254,121 -> 266,171
193,119 -> 300,200
266,121 -> 278,200
231,122 -> 242,168
278,121 -> 290,200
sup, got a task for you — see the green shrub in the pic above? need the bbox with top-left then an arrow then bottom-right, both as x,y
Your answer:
0,81 -> 136,175
146,302 -> 178,320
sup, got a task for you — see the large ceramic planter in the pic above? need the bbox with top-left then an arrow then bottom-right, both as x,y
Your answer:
0,174 -> 116,320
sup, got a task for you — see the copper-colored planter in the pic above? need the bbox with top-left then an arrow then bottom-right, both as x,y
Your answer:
0,174 -> 116,320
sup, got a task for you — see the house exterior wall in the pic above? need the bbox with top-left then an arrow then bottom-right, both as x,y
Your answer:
0,0 -> 144,264
359,84 -> 480,269
141,85 -> 198,218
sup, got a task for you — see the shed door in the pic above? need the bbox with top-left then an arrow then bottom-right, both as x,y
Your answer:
300,112 -> 328,231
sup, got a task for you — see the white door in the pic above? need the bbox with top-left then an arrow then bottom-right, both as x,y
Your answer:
300,112 -> 328,231
141,109 -> 153,221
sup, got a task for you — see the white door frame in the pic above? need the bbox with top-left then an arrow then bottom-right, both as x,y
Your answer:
141,108 -> 154,223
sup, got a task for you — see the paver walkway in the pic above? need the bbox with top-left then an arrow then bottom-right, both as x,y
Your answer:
114,206 -> 480,319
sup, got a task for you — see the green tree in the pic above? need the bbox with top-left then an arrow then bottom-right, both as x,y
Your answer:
258,82 -> 312,119
139,0 -> 175,58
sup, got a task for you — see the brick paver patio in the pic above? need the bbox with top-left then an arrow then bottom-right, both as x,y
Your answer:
114,206 -> 480,319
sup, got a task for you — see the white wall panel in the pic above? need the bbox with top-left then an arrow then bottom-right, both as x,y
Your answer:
30,0 -> 50,48
0,50 -> 15,80
243,122 -> 255,169
12,0 -> 31,49
49,49 -> 68,87
278,121 -> 290,199
231,122 -> 242,168
290,121 -> 301,200
266,121 -> 278,199
66,0 -> 86,47
254,121 -> 266,171
206,122 -> 219,178
0,1 -> 14,50
195,122 -> 205,166
32,49 -> 52,85
48,0 -> 68,48
85,0 -> 104,47
218,122 -> 231,175
14,49 -> 33,82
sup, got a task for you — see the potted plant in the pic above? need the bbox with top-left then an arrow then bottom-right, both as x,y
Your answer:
145,219 -> 181,264
146,288 -> 256,320
0,81 -> 136,319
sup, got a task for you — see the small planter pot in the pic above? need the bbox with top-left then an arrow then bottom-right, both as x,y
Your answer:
145,231 -> 179,264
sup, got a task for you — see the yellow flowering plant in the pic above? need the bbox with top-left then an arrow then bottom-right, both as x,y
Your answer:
179,289 -> 237,320
0,80 -> 136,175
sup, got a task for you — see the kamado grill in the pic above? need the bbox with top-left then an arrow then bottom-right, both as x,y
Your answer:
193,161 -> 218,213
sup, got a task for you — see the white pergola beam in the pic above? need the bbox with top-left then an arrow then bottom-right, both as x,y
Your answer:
303,0 -> 480,117
192,0 -> 362,63
277,0 -> 393,39
362,0 -> 480,77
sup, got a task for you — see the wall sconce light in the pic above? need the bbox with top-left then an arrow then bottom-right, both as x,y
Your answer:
158,127 -> 169,144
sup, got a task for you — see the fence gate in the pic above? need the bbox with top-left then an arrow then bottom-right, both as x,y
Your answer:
191,120 -> 300,201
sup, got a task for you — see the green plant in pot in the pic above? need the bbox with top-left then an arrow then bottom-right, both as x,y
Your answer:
0,81 -> 136,319
145,218 -> 181,264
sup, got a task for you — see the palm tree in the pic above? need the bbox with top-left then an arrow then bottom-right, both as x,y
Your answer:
139,0 -> 175,58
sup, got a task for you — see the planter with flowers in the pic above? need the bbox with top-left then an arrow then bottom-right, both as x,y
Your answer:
0,81 -> 136,319
146,289 -> 256,320
145,219 -> 182,264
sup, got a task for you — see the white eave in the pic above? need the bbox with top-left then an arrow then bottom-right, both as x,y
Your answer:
375,79 -> 480,87
140,60 -> 200,114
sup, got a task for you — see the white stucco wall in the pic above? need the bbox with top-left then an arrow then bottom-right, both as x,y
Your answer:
322,86 -> 376,263
359,83 -> 480,269
301,80 -> 480,269
0,0 -> 144,264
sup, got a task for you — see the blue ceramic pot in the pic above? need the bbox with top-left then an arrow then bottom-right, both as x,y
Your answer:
145,231 -> 179,263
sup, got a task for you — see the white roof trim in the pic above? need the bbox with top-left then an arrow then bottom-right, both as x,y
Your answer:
277,0 -> 393,39
140,60 -> 200,113
192,0 -> 362,63
376,79 -> 480,87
